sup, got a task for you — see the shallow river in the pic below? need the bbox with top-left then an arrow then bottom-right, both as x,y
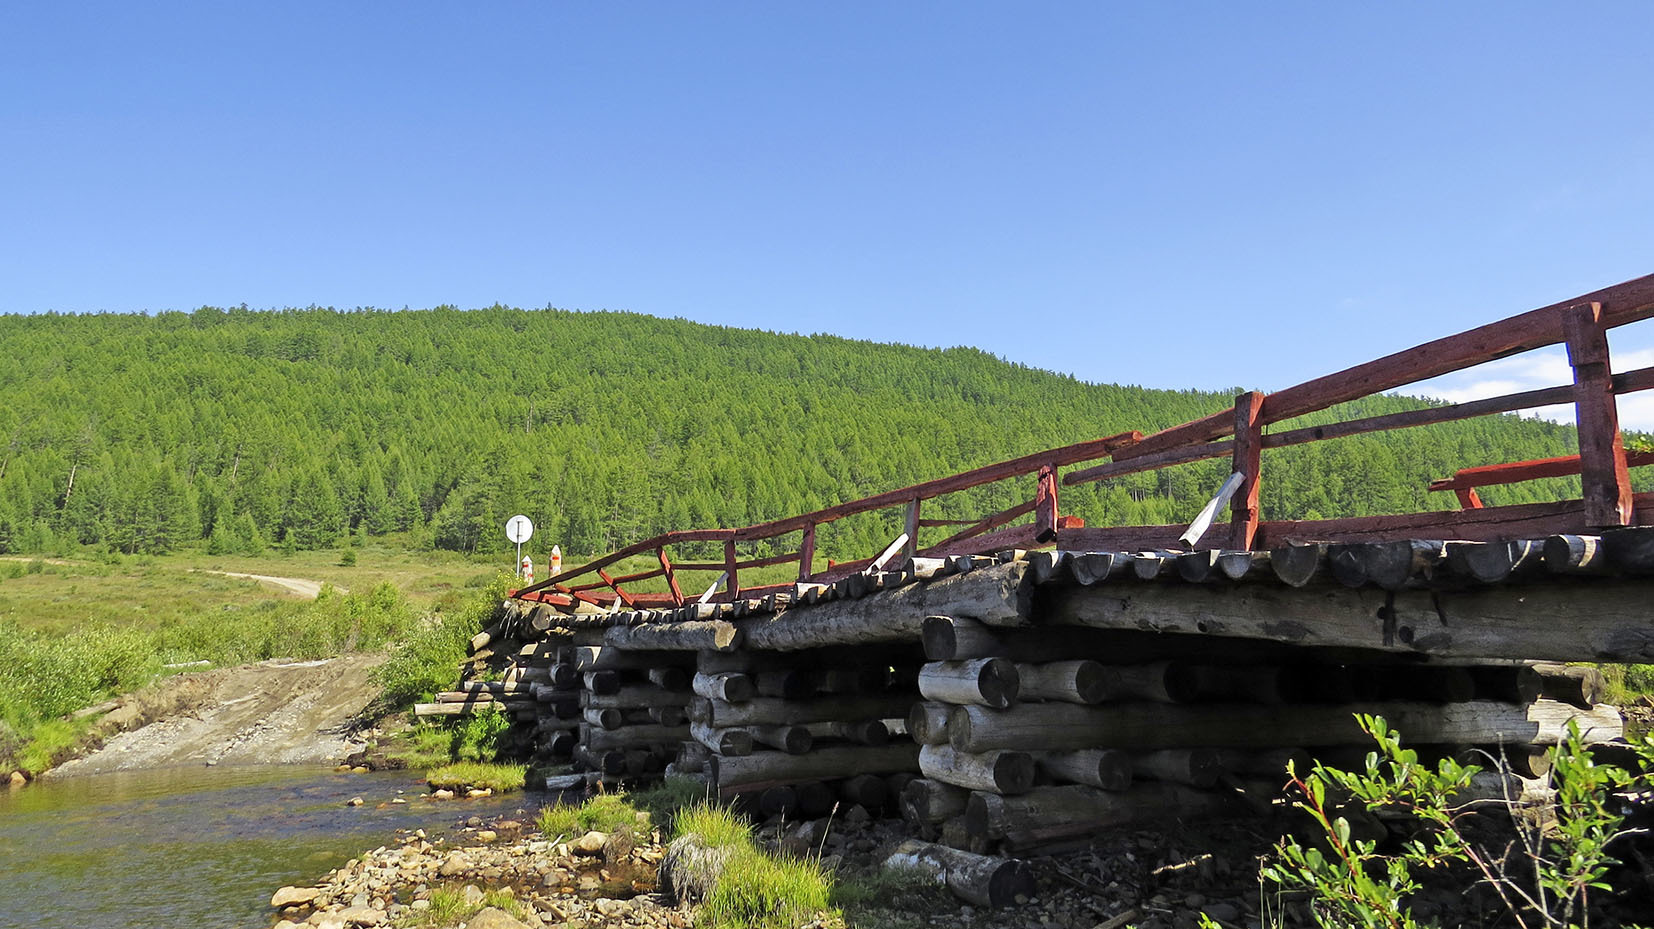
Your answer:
0,765 -> 544,929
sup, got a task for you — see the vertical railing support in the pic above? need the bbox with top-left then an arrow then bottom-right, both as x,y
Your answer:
1565,302 -> 1633,527
1229,390 -> 1265,550
799,522 -> 816,581
1033,464 -> 1059,543
903,498 -> 921,561
658,547 -> 685,606
724,539 -> 739,601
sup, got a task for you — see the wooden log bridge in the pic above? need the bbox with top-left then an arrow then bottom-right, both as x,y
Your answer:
446,274 -> 1654,903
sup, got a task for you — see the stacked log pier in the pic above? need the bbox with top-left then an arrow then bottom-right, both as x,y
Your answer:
568,643 -> 696,782
493,530 -> 1651,855
687,642 -> 925,818
415,602 -> 583,769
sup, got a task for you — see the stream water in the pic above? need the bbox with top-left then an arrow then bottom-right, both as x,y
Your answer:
0,765 -> 544,929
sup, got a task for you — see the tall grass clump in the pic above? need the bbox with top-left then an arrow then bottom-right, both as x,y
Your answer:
702,846 -> 834,929
539,792 -> 648,839
374,573 -> 513,708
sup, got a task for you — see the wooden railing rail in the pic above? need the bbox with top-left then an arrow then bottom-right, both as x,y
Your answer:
513,274 -> 1654,611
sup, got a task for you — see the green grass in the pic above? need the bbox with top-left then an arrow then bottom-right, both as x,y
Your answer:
702,845 -> 835,929
670,801 -> 753,848
538,791 -> 649,839
1600,663 -> 1654,705
380,723 -> 460,770
666,799 -> 840,929
0,547 -> 512,774
393,885 -> 529,929
425,761 -> 527,793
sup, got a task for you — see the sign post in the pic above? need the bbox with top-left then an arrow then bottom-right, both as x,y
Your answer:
505,514 -> 534,580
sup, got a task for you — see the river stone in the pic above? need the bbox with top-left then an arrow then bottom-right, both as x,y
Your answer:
467,908 -> 530,929
462,884 -> 485,905
339,905 -> 386,926
438,852 -> 469,877
271,886 -> 321,908
7,771 -> 25,789
476,829 -> 498,843
574,831 -> 608,855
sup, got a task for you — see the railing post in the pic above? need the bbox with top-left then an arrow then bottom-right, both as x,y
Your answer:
903,498 -> 921,560
657,547 -> 685,606
1034,464 -> 1059,543
1229,391 -> 1265,550
798,522 -> 816,581
1565,302 -> 1633,528
724,539 -> 739,601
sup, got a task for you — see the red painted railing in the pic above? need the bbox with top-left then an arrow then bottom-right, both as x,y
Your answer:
515,273 -> 1654,610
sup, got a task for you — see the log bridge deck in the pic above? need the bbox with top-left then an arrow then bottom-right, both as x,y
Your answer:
447,274 -> 1654,887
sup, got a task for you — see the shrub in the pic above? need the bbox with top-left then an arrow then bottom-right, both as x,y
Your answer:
1263,714 -> 1654,929
373,575 -> 511,708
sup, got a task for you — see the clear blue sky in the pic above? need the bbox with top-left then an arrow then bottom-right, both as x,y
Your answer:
4,3 -> 1652,421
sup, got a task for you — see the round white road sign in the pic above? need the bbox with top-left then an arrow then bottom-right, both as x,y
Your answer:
505,514 -> 534,544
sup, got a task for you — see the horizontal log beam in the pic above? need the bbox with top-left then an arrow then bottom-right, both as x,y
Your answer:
1041,571 -> 1654,663
947,698 -> 1622,753
733,563 -> 1031,650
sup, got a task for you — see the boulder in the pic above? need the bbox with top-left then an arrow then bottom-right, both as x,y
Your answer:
338,905 -> 386,926
658,834 -> 737,905
271,886 -> 321,908
573,831 -> 608,856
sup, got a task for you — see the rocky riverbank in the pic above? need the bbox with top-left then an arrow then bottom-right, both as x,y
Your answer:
261,796 -> 1273,929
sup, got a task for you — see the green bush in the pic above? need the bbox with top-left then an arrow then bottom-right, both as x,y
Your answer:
373,574 -> 511,708
1264,714 -> 1654,929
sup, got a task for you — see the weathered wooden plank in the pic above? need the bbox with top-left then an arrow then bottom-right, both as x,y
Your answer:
1044,573 -> 1654,662
1566,302 -> 1634,527
1230,391 -> 1264,550
711,744 -> 921,791
732,562 -> 1031,650
947,698 -> 1622,753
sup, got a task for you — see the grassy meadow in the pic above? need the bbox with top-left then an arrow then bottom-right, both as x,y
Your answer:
0,535 -> 528,775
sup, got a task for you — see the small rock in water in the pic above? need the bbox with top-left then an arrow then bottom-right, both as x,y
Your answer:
347,797 -> 364,807
468,788 -> 492,798
7,771 -> 25,789
431,789 -> 454,800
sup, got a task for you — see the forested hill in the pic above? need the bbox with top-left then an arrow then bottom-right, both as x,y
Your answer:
0,305 -> 1612,562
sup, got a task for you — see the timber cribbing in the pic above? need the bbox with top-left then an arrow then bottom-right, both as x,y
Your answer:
447,273 -> 1654,904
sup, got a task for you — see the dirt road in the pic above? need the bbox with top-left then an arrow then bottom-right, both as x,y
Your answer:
46,655 -> 385,777
205,571 -> 343,598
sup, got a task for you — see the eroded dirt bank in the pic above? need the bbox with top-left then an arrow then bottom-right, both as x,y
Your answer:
47,654 -> 384,777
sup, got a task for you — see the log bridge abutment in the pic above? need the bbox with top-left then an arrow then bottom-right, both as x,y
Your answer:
430,273 -> 1654,905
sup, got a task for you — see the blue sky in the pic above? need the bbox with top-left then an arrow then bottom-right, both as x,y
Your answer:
4,3 -> 1652,424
